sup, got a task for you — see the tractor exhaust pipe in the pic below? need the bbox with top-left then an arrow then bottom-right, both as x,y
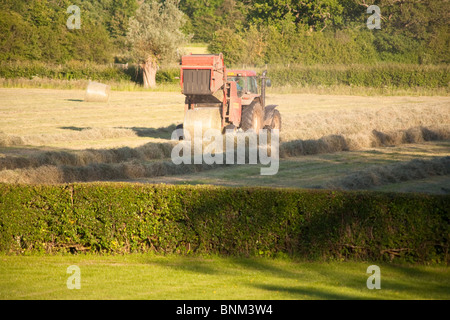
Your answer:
260,70 -> 271,109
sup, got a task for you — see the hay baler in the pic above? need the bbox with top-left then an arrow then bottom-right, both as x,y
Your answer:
178,53 -> 281,139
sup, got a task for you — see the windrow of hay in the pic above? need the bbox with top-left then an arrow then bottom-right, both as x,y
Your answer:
3,124 -> 448,172
0,128 -> 137,147
280,104 -> 450,142
0,160 -> 225,184
0,141 -> 176,170
326,156 -> 450,190
1,99 -> 448,184
280,125 -> 450,157
1,125 -> 449,184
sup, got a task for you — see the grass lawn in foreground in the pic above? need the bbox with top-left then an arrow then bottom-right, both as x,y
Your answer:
0,254 -> 448,300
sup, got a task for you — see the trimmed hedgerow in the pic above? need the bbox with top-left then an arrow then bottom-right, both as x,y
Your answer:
265,64 -> 450,89
1,61 -> 448,89
0,61 -> 180,84
0,183 -> 448,263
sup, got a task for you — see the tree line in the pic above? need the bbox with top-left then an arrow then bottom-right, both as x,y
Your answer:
201,0 -> 449,65
0,0 -> 448,85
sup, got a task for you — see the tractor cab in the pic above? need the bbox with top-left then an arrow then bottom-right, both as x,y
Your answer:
227,70 -> 259,106
225,69 -> 278,132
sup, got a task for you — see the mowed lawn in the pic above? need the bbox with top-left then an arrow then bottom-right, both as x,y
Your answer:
0,254 -> 449,300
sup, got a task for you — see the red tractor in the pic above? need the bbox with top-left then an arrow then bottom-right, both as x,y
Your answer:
178,53 -> 281,140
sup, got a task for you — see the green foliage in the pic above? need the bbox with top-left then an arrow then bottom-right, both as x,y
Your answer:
208,28 -> 247,65
1,60 -> 447,90
0,10 -> 39,61
206,0 -> 449,66
126,0 -> 186,65
210,22 -> 447,66
0,183 -> 448,263
155,67 -> 181,84
179,0 -> 246,42
0,60 -> 182,85
248,0 -> 344,31
0,61 -> 132,81
0,0 -> 447,81
0,0 -> 114,63
265,64 -> 450,89
108,0 -> 139,38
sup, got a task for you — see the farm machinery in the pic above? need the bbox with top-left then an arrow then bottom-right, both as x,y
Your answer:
178,53 -> 281,140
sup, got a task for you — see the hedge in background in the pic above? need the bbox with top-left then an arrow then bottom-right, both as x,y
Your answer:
264,64 -> 450,89
2,61 -> 449,90
0,61 -> 180,85
0,183 -> 448,263
0,61 -> 131,82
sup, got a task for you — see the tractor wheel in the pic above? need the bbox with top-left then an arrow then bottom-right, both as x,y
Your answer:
270,110 -> 282,131
241,102 -> 263,132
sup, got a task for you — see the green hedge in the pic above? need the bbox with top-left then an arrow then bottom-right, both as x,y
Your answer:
265,64 -> 450,89
0,61 -> 180,84
2,61 -> 448,89
0,183 -> 448,263
0,61 -> 131,82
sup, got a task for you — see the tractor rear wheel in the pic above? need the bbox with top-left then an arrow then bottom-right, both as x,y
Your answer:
241,102 -> 263,132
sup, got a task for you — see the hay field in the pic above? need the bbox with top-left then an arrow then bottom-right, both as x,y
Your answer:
0,88 -> 449,192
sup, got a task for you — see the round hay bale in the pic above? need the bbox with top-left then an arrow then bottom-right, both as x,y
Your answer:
183,107 -> 222,141
84,81 -> 111,102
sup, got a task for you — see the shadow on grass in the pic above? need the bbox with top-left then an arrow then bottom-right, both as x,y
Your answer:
120,124 -> 178,139
253,283 -> 365,300
256,261 -> 450,299
58,124 -> 179,140
143,255 -> 450,299
229,257 -> 301,280
59,126 -> 92,131
145,257 -> 220,275
65,99 -> 84,102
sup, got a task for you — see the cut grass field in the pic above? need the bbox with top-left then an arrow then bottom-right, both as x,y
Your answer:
1,88 -> 448,148
0,88 -> 449,192
135,141 -> 450,194
1,254 -> 449,300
